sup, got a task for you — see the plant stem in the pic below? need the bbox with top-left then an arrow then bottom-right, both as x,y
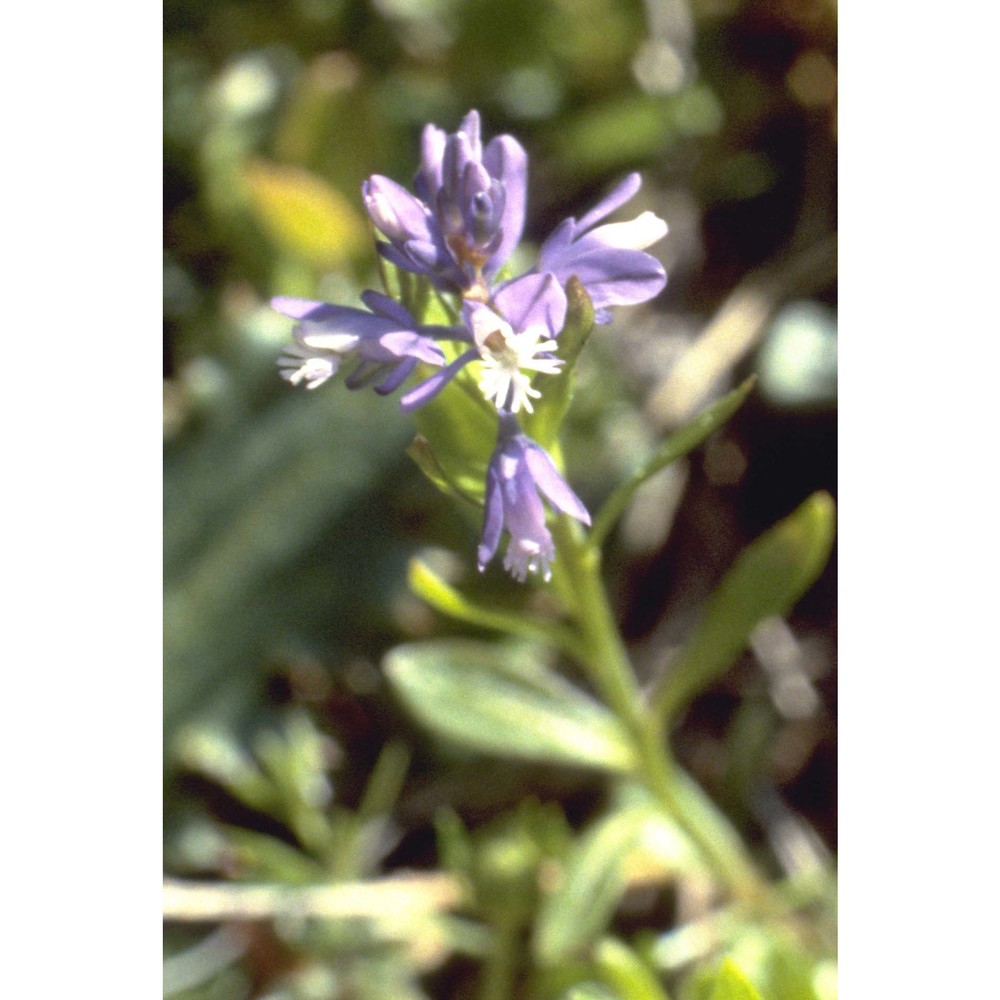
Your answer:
477,914 -> 521,1000
551,517 -> 767,903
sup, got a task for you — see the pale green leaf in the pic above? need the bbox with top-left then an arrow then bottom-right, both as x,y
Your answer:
384,640 -> 636,772
408,558 -> 587,660
534,810 -> 647,964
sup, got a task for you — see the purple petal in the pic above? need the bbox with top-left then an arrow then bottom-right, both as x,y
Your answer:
376,240 -> 427,275
363,175 -> 433,244
420,322 -> 474,345
501,460 -> 550,551
360,290 -> 416,326
572,172 -> 642,237
482,135 -> 528,275
477,460 -> 504,570
459,109 -> 482,159
523,444 -> 591,525
374,356 -> 419,395
537,218 -> 575,263
493,273 -> 567,337
404,238 -> 448,272
344,361 -> 384,390
417,124 -> 446,201
548,246 -> 666,310
376,331 -> 446,365
399,348 -> 478,412
271,297 -> 340,322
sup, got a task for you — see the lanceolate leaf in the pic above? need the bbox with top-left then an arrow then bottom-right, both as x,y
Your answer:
534,809 -> 648,965
590,378 -> 756,548
709,960 -> 765,1000
384,640 -> 636,772
408,559 -> 587,660
652,492 -> 835,726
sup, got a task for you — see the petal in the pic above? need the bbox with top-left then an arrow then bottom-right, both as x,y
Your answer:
463,300 -> 512,353
376,331 -> 446,365
477,458 -> 505,570
536,217 -> 575,264
502,460 -> 549,545
399,348 -> 478,412
492,273 -> 567,338
294,304 -> 395,341
360,290 -> 416,326
374,356 -> 419,395
403,237 -> 450,272
572,172 -> 642,236
363,175 -> 433,244
417,123 -> 447,201
343,360 -> 385,390
523,443 -> 591,525
482,134 -> 528,275
543,246 -> 666,310
271,297 -> 340,322
585,212 -> 668,252
375,240 -> 428,276
459,109 -> 482,159
300,330 -> 361,353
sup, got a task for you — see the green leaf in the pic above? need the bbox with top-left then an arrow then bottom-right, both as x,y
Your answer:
523,276 -> 596,449
244,160 -> 368,268
411,365 -> 498,505
408,558 -> 587,660
384,639 -> 636,772
594,937 -> 674,1000
590,378 -> 756,548
708,961 -> 765,1000
534,810 -> 647,965
652,492 -> 835,726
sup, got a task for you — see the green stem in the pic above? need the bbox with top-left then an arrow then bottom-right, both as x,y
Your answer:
477,915 -> 520,1000
551,518 -> 767,903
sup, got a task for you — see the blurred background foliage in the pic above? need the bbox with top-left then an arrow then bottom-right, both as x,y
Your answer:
164,0 -> 836,996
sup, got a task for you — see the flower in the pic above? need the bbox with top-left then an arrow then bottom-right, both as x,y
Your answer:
537,172 -> 667,323
464,300 -> 562,414
478,411 -> 591,582
273,291 -> 455,396
399,272 -> 567,413
363,110 -> 528,295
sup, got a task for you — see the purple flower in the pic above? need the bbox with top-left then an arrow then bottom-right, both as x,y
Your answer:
537,172 -> 668,323
478,411 -> 591,582
363,110 -> 528,295
399,272 -> 567,413
274,291 -> 455,396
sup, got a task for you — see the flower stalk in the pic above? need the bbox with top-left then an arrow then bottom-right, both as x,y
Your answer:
551,518 -> 768,903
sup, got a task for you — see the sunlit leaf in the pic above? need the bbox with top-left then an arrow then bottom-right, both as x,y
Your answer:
534,809 -> 648,965
408,558 -> 586,660
594,937 -> 674,1000
652,492 -> 835,726
384,640 -> 636,772
244,159 -> 368,269
708,960 -> 765,1000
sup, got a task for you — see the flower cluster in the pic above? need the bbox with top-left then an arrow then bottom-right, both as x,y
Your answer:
275,110 -> 667,581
